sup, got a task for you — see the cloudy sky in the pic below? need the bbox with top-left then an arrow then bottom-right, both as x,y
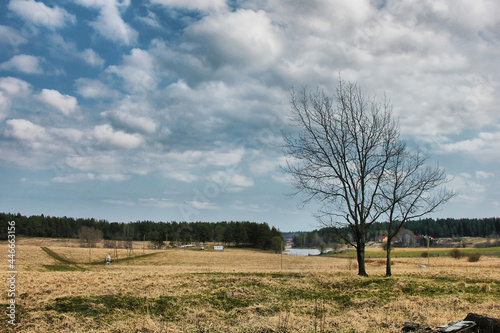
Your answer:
0,0 -> 499,232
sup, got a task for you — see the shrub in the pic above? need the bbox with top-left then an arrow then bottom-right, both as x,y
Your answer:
474,239 -> 500,248
421,251 -> 429,258
449,248 -> 462,259
467,253 -> 481,262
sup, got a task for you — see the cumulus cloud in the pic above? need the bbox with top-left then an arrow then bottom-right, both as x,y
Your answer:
447,172 -> 489,204
101,110 -> 158,134
2,0 -> 500,224
185,200 -> 218,210
48,34 -> 105,67
0,77 -> 31,96
0,77 -> 31,120
0,92 -> 11,121
143,148 -> 247,183
52,173 -> 95,183
5,118 -> 49,142
0,25 -> 28,48
150,0 -> 226,12
207,171 -> 254,188
81,49 -> 105,67
0,55 -> 43,74
74,0 -> 137,45
138,197 -> 177,208
183,9 -> 282,72
35,89 -> 78,116
8,0 -> 76,28
106,48 -> 157,93
438,131 -> 500,160
92,124 -> 144,149
75,78 -> 119,99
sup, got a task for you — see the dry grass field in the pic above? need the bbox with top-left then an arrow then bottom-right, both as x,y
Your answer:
1,238 -> 499,332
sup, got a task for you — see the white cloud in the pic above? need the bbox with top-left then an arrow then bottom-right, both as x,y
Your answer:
138,197 -> 177,208
106,48 -> 157,92
0,92 -> 11,121
0,77 -> 31,96
137,10 -> 162,29
475,171 -> 494,179
150,0 -> 226,12
101,110 -> 158,134
143,148 -> 247,183
97,173 -> 129,181
207,171 -> 254,188
75,78 -> 118,99
0,25 -> 28,48
74,0 -> 137,45
8,0 -> 76,28
81,49 -> 105,67
52,173 -> 95,183
185,200 -> 218,210
35,89 -> 78,116
0,55 -> 43,74
448,172 -> 487,204
439,131 -> 500,160
93,124 -> 144,149
184,9 -> 283,72
103,199 -> 135,206
161,148 -> 245,169
0,76 -> 30,121
230,201 -> 269,213
48,35 -> 105,67
5,118 -> 49,141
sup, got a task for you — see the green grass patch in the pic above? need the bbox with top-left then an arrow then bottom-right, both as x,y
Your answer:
39,272 -> 499,331
41,247 -> 86,271
41,247 -> 77,265
89,252 -> 161,265
327,246 -> 500,258
47,295 -> 180,319
42,264 -> 85,272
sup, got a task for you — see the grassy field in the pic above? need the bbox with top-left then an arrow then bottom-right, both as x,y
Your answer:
1,238 -> 499,332
329,246 -> 500,259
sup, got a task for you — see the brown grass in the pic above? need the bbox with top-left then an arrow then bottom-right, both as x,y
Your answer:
0,238 -> 499,332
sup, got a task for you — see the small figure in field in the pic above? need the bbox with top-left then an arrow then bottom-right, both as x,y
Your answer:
106,253 -> 112,265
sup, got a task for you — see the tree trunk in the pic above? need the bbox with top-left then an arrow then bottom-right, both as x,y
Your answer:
356,238 -> 368,276
386,240 -> 392,276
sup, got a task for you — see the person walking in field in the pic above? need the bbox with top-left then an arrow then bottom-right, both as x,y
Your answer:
106,253 -> 112,265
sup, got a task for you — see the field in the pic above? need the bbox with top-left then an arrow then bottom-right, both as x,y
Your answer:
1,238 -> 499,332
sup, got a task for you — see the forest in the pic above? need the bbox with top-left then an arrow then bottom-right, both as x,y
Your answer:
292,218 -> 500,248
0,212 -> 283,251
2,213 -> 499,250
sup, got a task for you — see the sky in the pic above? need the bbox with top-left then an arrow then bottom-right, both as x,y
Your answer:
0,0 -> 499,232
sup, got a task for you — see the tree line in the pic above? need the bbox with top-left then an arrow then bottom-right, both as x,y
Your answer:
0,212 -> 283,251
368,217 -> 500,239
292,217 -> 500,249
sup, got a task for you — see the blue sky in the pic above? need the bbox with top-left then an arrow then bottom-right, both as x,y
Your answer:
0,0 -> 499,232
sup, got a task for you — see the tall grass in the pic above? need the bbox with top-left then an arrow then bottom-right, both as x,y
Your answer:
1,241 -> 499,332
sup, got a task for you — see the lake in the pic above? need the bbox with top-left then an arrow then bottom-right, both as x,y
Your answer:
283,248 -> 321,256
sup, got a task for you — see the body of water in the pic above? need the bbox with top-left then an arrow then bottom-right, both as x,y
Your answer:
282,248 -> 321,256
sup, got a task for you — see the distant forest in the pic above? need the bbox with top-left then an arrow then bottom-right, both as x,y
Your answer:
0,212 -> 283,251
290,218 -> 500,248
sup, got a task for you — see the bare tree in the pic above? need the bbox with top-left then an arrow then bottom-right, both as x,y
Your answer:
282,79 -> 399,276
380,143 -> 455,276
78,226 -> 102,263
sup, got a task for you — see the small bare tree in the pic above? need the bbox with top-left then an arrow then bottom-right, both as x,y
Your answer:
282,79 -> 399,276
79,226 -> 102,263
380,143 -> 455,276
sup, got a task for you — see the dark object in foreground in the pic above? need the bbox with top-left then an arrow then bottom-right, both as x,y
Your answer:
464,313 -> 500,333
402,313 -> 500,333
